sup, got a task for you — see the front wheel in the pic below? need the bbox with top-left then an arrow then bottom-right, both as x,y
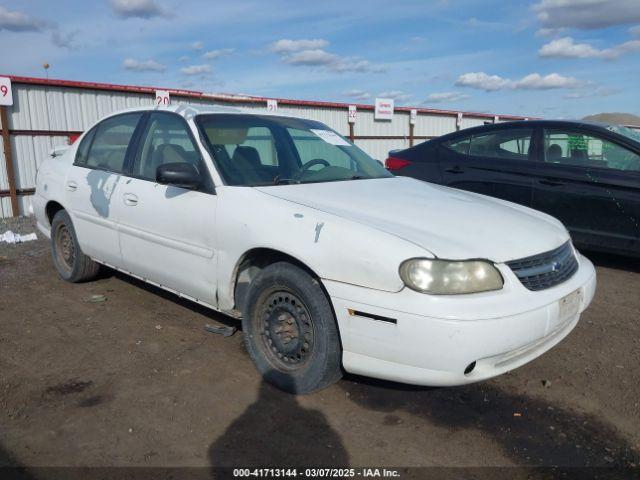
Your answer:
242,262 -> 342,394
51,209 -> 101,283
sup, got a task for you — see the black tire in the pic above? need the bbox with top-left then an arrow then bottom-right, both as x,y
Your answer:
242,262 -> 342,394
51,209 -> 101,283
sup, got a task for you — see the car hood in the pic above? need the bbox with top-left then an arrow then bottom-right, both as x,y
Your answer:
254,177 -> 569,263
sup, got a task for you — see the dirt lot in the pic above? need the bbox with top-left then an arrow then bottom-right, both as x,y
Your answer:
1,217 -> 639,474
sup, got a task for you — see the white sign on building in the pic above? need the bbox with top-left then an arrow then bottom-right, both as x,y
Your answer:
348,105 -> 357,123
374,98 -> 394,121
155,90 -> 170,106
410,109 -> 418,125
267,99 -> 278,112
0,77 -> 13,106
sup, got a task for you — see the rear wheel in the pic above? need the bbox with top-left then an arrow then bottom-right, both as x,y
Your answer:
51,210 -> 100,283
242,262 -> 342,394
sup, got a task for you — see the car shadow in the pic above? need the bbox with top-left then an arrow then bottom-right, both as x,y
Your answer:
580,250 -> 640,274
208,379 -> 349,475
340,374 -> 639,468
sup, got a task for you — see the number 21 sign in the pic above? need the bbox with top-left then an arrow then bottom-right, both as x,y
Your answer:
0,77 -> 13,106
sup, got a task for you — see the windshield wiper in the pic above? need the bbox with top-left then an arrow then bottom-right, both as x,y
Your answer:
272,175 -> 301,185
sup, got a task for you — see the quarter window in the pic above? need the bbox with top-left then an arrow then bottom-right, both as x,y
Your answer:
468,128 -> 532,160
133,113 -> 201,180
85,113 -> 143,172
544,129 -> 640,172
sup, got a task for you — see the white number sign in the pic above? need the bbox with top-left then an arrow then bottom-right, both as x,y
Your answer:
374,98 -> 394,121
456,112 -> 463,128
267,99 -> 278,112
0,77 -> 13,106
155,90 -> 170,106
348,105 -> 357,124
410,109 -> 417,125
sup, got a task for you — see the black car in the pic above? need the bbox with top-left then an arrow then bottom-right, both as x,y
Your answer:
386,120 -> 640,257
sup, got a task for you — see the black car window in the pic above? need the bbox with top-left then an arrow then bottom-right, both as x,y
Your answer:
86,113 -> 143,173
443,137 -> 471,155
468,128 -> 533,160
544,129 -> 640,172
133,112 -> 201,180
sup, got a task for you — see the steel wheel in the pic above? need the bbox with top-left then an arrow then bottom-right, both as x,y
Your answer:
258,289 -> 314,371
54,223 -> 76,273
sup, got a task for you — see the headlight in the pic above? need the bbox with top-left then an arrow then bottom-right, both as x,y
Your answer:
399,258 -> 503,294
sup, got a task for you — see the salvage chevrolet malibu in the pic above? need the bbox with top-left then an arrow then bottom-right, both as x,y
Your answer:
34,105 -> 597,394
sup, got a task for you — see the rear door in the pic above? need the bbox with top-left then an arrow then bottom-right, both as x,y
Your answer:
532,127 -> 640,253
115,111 -> 219,305
65,112 -> 144,267
437,126 -> 537,206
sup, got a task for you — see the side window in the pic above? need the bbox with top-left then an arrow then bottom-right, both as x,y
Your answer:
74,127 -> 97,166
468,128 -> 533,160
288,128 -> 352,169
544,129 -> 640,172
443,136 -> 471,155
133,113 -> 200,180
86,113 -> 143,172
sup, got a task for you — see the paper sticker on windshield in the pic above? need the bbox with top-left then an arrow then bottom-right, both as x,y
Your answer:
310,129 -> 351,146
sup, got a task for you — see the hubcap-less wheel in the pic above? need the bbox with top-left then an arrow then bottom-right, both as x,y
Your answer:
259,289 -> 314,370
55,224 -> 75,272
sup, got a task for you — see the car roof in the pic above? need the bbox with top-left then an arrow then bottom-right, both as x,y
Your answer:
103,103 -> 302,121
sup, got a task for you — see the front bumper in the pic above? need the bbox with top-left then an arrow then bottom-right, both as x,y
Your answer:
324,253 -> 596,386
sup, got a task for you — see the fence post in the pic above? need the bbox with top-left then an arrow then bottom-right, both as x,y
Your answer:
0,105 -> 18,216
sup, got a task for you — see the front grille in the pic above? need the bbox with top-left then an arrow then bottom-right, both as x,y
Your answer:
507,241 -> 578,291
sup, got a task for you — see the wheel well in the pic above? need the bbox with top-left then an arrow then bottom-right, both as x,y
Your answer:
45,201 -> 65,226
233,248 -> 320,312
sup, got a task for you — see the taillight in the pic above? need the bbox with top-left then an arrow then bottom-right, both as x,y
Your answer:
385,156 -> 411,171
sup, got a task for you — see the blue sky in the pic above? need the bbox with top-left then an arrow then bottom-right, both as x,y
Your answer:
1,0 -> 639,118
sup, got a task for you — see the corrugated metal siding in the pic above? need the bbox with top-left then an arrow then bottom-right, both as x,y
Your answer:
1,80 -> 531,217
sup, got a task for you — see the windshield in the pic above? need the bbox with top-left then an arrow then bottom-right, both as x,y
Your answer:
606,124 -> 640,143
196,114 -> 392,186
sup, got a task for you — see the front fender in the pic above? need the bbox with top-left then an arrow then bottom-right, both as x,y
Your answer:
215,187 -> 432,310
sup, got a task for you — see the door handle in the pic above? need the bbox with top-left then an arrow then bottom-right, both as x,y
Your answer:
65,180 -> 78,192
123,193 -> 139,206
538,178 -> 565,187
445,166 -> 464,174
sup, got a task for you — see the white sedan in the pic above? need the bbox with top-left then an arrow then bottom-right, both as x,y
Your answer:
34,104 -> 597,394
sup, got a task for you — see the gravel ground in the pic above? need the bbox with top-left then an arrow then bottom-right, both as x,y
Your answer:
1,216 -> 639,475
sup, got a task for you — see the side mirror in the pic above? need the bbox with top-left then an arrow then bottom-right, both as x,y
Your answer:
156,162 -> 201,190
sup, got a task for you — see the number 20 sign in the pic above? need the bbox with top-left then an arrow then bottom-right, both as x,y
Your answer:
0,77 -> 13,106
155,90 -> 170,106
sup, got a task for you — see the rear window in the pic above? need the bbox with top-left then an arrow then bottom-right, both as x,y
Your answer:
85,113 -> 143,172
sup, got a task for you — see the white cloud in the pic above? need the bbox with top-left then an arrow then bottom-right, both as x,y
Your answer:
181,64 -> 212,75
377,90 -> 412,102
539,36 -> 640,59
533,0 -> 640,30
203,48 -> 234,60
424,92 -> 470,103
123,58 -> 166,72
190,40 -> 204,51
284,49 -> 337,66
0,6 -> 47,31
110,0 -> 166,19
343,89 -> 371,100
563,86 -> 620,99
456,71 -> 582,91
269,38 -> 329,54
631,25 -> 640,36
51,29 -> 79,49
270,38 -> 381,74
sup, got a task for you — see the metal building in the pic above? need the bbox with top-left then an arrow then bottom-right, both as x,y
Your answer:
0,75 -> 530,218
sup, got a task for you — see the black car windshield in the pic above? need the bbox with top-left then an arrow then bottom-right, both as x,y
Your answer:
196,114 -> 392,186
606,124 -> 640,144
